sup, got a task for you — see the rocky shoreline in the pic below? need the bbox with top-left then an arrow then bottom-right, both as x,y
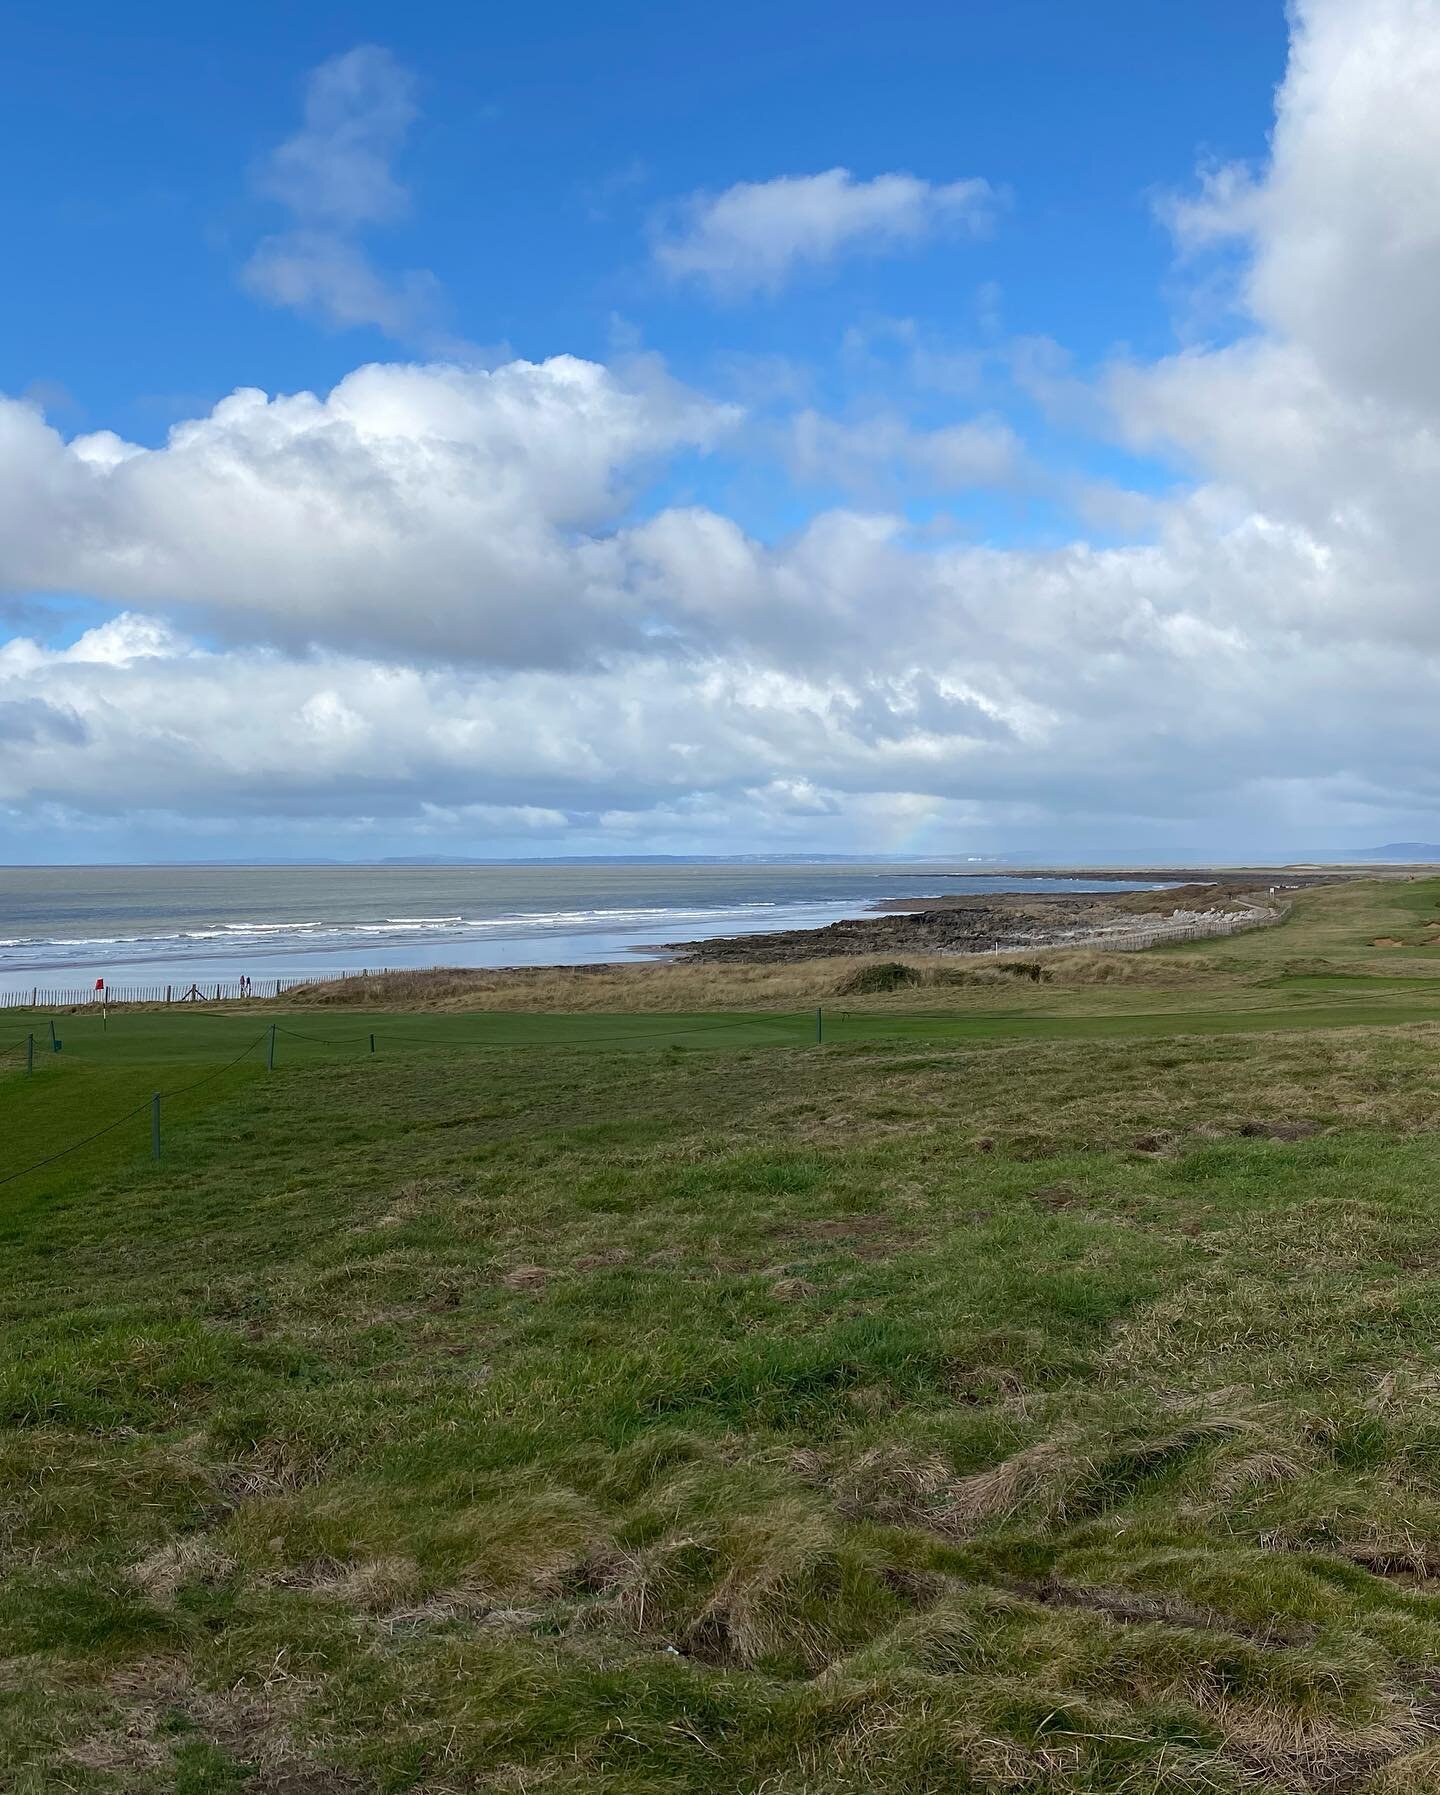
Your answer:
666,877 -> 1308,965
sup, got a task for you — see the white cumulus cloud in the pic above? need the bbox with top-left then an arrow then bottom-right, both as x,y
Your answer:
9,0 -> 1440,854
653,168 -> 996,298
0,357 -> 740,665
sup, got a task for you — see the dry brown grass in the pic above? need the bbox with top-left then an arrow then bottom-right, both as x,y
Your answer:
285,956 -> 850,1012
1210,1448 -> 1313,1499
802,1437 -> 1084,1537
126,1535 -> 236,1606
1205,1692 -> 1438,1791
281,943 -> 1243,1013
61,1658 -> 358,1791
271,1554 -> 423,1611
1107,881 -> 1271,916
1035,947 -> 1230,985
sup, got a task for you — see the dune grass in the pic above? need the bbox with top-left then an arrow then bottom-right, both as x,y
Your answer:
7,881 -> 1440,1789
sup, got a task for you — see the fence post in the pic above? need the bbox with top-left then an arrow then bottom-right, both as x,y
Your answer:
151,1093 -> 161,1161
166,985 -> 172,1004
267,1024 -> 276,1071
26,1033 -> 33,1075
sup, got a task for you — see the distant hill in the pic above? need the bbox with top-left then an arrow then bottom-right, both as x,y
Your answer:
1326,843 -> 1440,862
376,853 -> 982,866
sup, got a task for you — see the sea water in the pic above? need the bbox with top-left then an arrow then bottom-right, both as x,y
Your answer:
0,863 -> 1160,992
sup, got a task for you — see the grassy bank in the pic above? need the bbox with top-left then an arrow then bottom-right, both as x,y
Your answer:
6,881 -> 1440,1790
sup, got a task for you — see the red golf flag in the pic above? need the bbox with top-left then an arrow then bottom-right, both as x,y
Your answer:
95,978 -> 105,990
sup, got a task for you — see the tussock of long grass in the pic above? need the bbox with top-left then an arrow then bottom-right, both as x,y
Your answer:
599,1501 -> 922,1671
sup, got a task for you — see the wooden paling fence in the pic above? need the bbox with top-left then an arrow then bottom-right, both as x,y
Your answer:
0,968 -> 376,1009
1031,905 -> 1287,955
974,905 -> 1288,958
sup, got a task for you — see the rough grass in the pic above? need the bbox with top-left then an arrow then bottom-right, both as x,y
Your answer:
286,953 -> 859,1012
274,937 -> 1238,1012
7,880 -> 1440,1790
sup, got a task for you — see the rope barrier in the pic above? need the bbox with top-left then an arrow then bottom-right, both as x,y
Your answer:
159,1032 -> 271,1098
0,1098 -> 155,1189
43,1010 -> 793,1052
272,1023 -> 342,1046
0,1031 -> 269,1189
365,1011 -> 795,1051
0,1011 -> 805,1190
256,1012 -> 797,1055
155,1008 -> 281,1025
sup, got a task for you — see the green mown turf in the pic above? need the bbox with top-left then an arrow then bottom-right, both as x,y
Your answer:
7,882 -> 1440,1790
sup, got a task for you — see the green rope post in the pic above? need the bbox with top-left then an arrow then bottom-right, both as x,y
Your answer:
267,1024 -> 276,1071
26,1033 -> 33,1076
151,1093 -> 161,1161
815,1006 -> 823,1045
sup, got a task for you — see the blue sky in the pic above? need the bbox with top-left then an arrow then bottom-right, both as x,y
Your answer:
4,0 -> 1438,863
6,2 -> 1281,453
